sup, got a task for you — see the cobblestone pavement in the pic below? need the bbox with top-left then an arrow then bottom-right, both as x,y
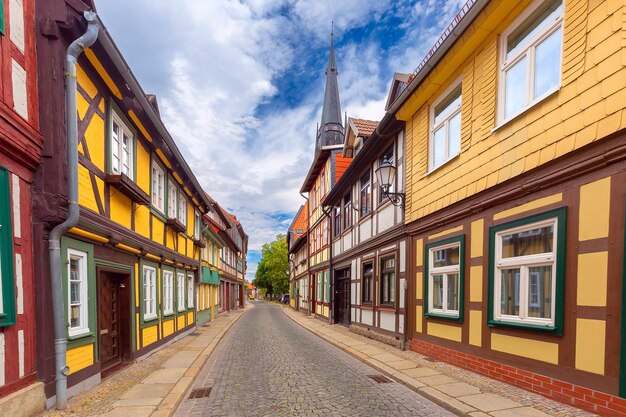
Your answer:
174,301 -> 455,417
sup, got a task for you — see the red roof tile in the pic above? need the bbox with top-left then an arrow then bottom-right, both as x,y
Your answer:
351,118 -> 379,137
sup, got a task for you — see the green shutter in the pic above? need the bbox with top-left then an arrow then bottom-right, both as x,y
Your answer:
0,3 -> 5,36
0,167 -> 15,327
318,272 -> 323,302
325,270 -> 331,303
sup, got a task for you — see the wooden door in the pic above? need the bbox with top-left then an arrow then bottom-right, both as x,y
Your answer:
335,268 -> 351,326
98,271 -> 131,373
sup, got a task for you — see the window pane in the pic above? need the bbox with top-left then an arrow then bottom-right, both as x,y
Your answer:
70,282 -> 80,304
500,269 -> 520,316
433,246 -> 459,268
433,126 -> 445,167
389,272 -> 395,302
505,57 -> 527,118
122,133 -> 131,176
528,266 -> 552,319
432,275 -> 443,310
534,27 -> 562,98
70,306 -> 80,327
447,273 -> 458,311
449,112 -> 461,157
434,86 -> 462,125
501,225 -> 553,258
507,0 -> 563,57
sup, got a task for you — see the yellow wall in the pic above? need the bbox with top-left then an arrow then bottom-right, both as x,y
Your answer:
162,319 -> 174,338
142,325 -> 158,347
177,314 -> 185,330
67,344 -> 94,375
401,0 -> 626,223
491,334 -> 559,365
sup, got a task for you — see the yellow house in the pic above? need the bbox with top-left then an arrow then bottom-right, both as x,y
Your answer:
34,6 -> 210,403
386,0 -> 626,413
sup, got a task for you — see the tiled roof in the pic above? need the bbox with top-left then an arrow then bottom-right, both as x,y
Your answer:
351,118 -> 378,137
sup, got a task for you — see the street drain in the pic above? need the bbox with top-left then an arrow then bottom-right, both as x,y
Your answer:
188,387 -> 212,399
368,375 -> 393,383
189,332 -> 201,336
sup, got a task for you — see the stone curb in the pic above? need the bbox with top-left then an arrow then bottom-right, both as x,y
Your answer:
281,306 -> 474,417
156,305 -> 252,417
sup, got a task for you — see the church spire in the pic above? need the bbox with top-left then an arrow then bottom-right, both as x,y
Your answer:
317,24 -> 343,150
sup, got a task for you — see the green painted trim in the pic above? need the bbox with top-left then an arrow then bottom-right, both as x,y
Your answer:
487,207 -> 566,335
325,270 -> 330,303
0,167 -> 15,327
61,237 -> 98,355
0,3 -> 5,35
424,235 -> 465,322
138,259 -> 161,329
94,259 -> 136,351
619,200 -> 626,398
196,308 -> 211,324
107,100 -> 139,181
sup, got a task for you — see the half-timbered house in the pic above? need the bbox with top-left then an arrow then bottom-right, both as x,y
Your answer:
216,205 -> 247,312
288,203 -> 308,313
300,31 -> 352,321
322,115 -> 408,347
34,0 -> 209,404
0,0 -> 45,413
386,0 -> 626,412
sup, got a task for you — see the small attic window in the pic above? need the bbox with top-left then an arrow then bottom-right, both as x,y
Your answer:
296,228 -> 303,234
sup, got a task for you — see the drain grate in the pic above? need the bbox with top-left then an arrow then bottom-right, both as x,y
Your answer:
188,387 -> 212,399
201,323 -> 211,327
368,375 -> 393,383
189,332 -> 201,336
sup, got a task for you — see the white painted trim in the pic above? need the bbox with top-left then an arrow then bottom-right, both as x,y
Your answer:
15,253 -> 23,315
18,330 -> 24,378
0,333 -> 5,386
67,248 -> 90,337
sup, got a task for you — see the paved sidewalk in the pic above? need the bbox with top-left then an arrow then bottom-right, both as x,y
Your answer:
42,305 -> 249,417
283,307 -> 596,417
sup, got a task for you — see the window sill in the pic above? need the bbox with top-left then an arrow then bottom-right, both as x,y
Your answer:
163,311 -> 175,318
488,319 -> 559,334
424,154 -> 460,178
358,212 -> 373,224
166,218 -> 186,234
105,173 -> 150,206
68,331 -> 94,341
143,315 -> 158,323
151,208 -> 167,222
378,305 -> 397,312
425,312 -> 462,322
492,87 -> 560,133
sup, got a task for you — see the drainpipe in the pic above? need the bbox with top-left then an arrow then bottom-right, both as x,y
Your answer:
299,192 -> 311,317
48,11 -> 99,410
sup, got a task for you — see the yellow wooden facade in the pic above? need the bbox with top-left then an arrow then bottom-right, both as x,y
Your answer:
398,0 -> 626,404
64,47 -> 207,374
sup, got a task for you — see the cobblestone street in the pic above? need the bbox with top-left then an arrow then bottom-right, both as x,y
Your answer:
174,301 -> 455,417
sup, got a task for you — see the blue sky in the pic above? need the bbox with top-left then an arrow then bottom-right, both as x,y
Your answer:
95,0 -> 467,279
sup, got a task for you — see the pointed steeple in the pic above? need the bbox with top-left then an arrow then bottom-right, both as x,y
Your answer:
317,24 -> 344,150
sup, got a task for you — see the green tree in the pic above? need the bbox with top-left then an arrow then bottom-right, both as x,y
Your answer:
253,234 -> 288,299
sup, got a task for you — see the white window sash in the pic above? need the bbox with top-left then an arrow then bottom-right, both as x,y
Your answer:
429,80 -> 462,171
428,242 -> 461,316
493,217 -> 557,326
497,0 -> 564,124
187,274 -> 194,308
163,271 -> 174,315
111,113 -> 134,177
178,192 -> 187,225
177,273 -> 186,311
168,180 -> 177,219
67,249 -> 89,337
152,162 -> 165,212
143,266 -> 157,320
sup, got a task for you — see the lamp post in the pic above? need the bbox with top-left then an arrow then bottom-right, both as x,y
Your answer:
375,158 -> 405,208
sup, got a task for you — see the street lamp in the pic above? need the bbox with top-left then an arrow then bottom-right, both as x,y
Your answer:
375,158 -> 405,208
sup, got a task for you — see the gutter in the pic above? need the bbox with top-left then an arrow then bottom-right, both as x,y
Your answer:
48,11 -> 99,410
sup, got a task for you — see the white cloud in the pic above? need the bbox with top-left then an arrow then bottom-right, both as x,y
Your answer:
95,0 -> 468,280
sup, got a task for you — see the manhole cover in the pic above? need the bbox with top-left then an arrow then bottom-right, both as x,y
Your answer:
368,375 -> 393,383
188,387 -> 212,399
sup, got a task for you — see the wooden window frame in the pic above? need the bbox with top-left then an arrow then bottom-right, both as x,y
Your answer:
424,235 -> 465,321
162,269 -> 174,316
497,0 -> 564,125
177,272 -> 186,312
67,248 -> 90,336
360,170 -> 371,217
429,80 -> 462,172
361,261 -> 374,305
379,255 -> 396,306
187,273 -> 194,308
151,160 -> 166,214
142,265 -> 157,321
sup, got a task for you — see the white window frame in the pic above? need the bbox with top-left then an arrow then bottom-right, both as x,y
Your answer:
194,211 -> 201,239
187,274 -> 194,308
177,272 -> 186,311
178,191 -> 187,226
110,111 -> 134,178
497,0 -> 564,125
429,80 -> 462,172
493,217 -> 557,327
428,242 -> 461,317
163,270 -> 174,315
143,266 -> 157,320
167,179 -> 178,219
151,161 -> 165,213
67,249 -> 89,337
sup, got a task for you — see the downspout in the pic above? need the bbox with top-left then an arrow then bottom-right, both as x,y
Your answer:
48,11 -> 99,410
299,192 -> 311,317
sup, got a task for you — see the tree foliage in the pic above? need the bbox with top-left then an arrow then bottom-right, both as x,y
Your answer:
253,234 -> 288,298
